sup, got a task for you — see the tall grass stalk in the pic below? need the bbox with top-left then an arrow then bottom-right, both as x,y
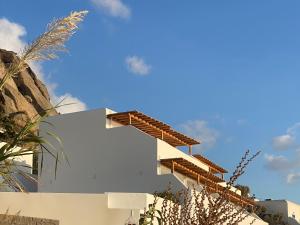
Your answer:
0,10 -> 88,191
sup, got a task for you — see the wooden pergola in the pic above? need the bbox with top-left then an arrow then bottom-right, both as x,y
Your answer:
193,154 -> 228,179
160,157 -> 255,207
107,111 -> 254,207
160,158 -> 224,184
107,111 -> 200,153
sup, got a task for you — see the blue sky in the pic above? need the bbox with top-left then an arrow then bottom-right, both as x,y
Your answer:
1,0 -> 300,202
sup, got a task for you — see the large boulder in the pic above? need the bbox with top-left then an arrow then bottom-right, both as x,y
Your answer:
0,49 -> 57,127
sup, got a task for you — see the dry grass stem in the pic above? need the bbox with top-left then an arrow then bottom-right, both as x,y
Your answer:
21,11 -> 88,62
0,10 -> 88,90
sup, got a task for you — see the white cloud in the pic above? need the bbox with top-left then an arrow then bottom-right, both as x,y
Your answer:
272,134 -> 295,151
264,154 -> 293,171
0,18 -> 26,53
272,122 -> 300,151
125,56 -> 151,76
0,18 -> 87,114
52,93 -> 87,114
180,120 -> 219,152
287,122 -> 300,135
267,123 -> 300,183
287,173 -> 300,184
28,61 -> 46,82
265,151 -> 300,184
91,0 -> 131,19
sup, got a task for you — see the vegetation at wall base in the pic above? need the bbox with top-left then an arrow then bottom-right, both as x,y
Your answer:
140,150 -> 261,225
235,184 -> 251,198
256,206 -> 288,225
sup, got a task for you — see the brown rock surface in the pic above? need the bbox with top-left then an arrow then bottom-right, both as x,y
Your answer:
0,49 -> 57,126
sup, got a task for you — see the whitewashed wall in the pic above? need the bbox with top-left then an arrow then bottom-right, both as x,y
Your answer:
259,200 -> 300,225
0,192 -> 142,225
38,108 -> 185,194
0,192 -> 267,225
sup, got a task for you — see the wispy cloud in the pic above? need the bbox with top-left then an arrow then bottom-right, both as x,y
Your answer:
54,93 -> 87,114
180,120 -> 219,152
91,0 -> 131,19
125,56 -> 151,76
272,134 -> 295,150
0,18 -> 26,54
272,123 -> 300,150
266,123 -> 300,184
265,154 -> 295,172
0,18 -> 87,114
287,172 -> 300,184
272,134 -> 295,151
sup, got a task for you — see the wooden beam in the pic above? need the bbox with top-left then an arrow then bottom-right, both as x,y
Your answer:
166,160 -> 216,187
130,114 -> 189,146
160,158 -> 255,207
193,155 -> 228,174
107,111 -> 200,146
161,158 -> 223,183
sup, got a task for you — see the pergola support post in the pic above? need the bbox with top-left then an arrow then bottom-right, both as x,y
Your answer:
171,161 -> 175,173
129,114 -> 132,125
188,145 -> 192,155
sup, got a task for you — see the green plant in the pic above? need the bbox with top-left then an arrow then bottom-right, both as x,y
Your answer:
139,196 -> 162,225
235,184 -> 251,197
156,190 -> 180,204
0,10 -> 88,191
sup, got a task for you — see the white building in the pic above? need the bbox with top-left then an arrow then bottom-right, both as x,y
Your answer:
258,199 -> 300,225
38,108 -> 250,206
0,108 -> 268,225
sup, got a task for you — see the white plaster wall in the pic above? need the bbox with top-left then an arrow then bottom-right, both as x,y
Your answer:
159,164 -> 202,190
242,214 -> 268,225
258,200 -> 300,225
157,139 -> 209,171
287,200 -> 300,224
38,108 -> 185,194
0,192 -> 144,225
0,192 -> 267,225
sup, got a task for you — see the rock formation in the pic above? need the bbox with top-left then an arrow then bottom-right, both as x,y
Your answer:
0,49 -> 57,127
